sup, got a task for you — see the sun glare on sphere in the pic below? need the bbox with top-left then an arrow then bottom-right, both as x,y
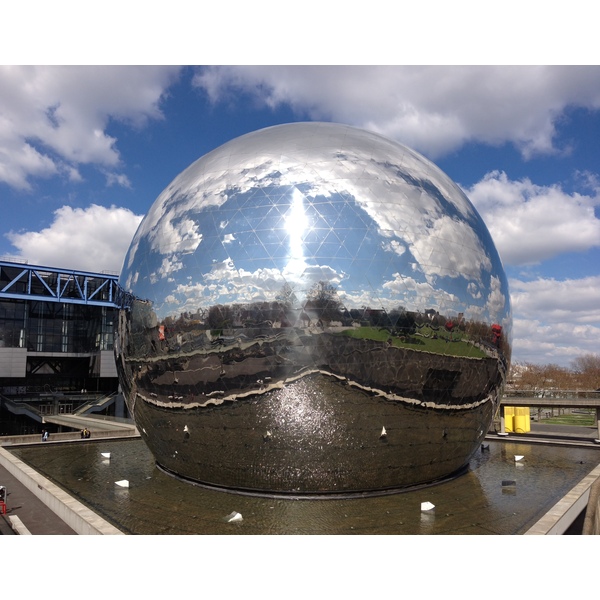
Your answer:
284,187 -> 309,278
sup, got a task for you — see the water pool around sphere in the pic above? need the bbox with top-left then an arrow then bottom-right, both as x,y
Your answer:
10,439 -> 599,534
116,122 -> 512,493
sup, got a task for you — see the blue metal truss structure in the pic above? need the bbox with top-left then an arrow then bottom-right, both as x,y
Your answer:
0,260 -> 123,308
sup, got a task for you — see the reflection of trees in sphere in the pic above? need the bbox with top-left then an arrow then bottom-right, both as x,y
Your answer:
305,281 -> 342,326
116,122 -> 512,494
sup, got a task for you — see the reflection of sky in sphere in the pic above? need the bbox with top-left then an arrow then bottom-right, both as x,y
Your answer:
120,122 -> 510,333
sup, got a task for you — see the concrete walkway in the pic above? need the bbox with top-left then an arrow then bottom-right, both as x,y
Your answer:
42,413 -> 138,433
0,456 -> 77,535
0,416 -> 139,446
489,421 -> 600,448
0,416 -> 137,535
0,441 -> 125,535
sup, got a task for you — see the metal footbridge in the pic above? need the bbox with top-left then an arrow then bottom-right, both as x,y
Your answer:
500,391 -> 600,441
0,259 -> 125,307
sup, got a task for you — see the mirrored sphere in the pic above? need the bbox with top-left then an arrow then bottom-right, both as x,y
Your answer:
116,122 -> 512,494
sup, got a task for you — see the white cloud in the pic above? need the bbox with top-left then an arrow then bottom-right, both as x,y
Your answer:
6,204 -> 143,273
0,66 -> 180,190
105,172 -> 132,188
509,275 -> 600,365
512,318 -> 600,366
510,275 -> 600,325
461,171 -> 600,366
192,66 -> 600,159
465,171 -> 600,266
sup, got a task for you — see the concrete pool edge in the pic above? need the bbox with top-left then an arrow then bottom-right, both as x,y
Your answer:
524,461 -> 600,535
0,446 -> 124,535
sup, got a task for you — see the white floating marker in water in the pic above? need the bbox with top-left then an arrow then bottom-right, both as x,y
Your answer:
380,426 -> 387,439
101,452 -> 111,459
421,501 -> 435,512
115,480 -> 129,488
514,455 -> 524,462
225,511 -> 243,522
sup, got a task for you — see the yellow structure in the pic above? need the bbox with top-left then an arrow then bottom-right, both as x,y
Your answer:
504,406 -> 514,432
507,406 -> 531,433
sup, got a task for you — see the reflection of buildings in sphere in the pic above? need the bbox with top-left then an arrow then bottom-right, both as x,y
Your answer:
116,122 -> 512,494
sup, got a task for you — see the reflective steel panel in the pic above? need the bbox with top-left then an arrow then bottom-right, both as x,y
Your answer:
116,122 -> 512,494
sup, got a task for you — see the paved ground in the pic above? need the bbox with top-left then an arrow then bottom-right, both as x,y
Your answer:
0,458 -> 76,535
498,422 -> 600,444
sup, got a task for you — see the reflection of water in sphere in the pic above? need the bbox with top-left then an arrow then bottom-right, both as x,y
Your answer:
116,122 -> 512,494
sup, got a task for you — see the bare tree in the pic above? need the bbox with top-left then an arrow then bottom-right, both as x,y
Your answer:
571,354 -> 600,390
304,281 -> 342,326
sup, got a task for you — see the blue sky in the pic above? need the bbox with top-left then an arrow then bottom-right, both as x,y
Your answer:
1,65 -> 599,369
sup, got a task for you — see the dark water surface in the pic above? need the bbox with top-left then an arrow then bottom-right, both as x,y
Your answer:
11,439 -> 599,534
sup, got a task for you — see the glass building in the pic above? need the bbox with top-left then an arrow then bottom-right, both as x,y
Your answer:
0,259 -> 122,429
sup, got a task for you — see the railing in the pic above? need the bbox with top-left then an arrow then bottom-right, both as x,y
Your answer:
505,389 -> 600,400
0,394 -> 44,422
73,392 -> 118,415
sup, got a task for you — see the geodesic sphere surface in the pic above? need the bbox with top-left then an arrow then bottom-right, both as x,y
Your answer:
116,122 -> 512,494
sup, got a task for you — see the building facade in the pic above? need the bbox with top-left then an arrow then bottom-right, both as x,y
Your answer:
0,260 -> 122,430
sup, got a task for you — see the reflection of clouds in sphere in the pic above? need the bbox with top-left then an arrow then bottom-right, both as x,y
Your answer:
382,273 -> 457,311
411,215 -> 492,281
121,123 -> 510,334
117,122 -> 512,494
468,282 -> 482,299
485,275 -> 507,322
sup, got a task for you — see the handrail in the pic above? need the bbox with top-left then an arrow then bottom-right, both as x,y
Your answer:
73,392 -> 118,415
505,389 -> 600,399
0,394 -> 44,421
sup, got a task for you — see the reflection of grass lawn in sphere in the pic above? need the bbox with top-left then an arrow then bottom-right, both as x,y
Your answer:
338,326 -> 488,358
